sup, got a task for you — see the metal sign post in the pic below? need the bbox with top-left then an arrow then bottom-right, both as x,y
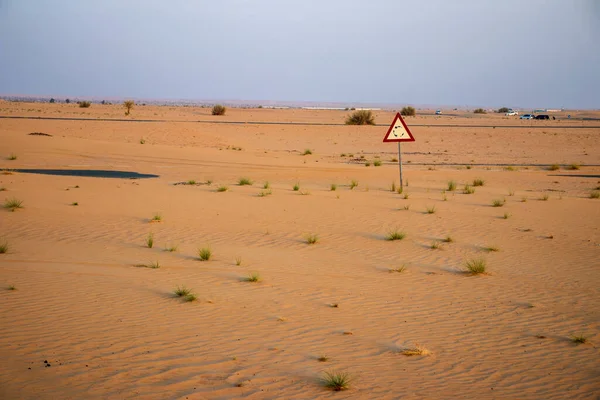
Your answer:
383,112 -> 415,190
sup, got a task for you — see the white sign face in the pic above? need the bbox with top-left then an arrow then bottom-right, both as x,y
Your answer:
383,113 -> 415,142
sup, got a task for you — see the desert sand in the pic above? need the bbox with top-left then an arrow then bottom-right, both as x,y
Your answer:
1,101 -> 599,399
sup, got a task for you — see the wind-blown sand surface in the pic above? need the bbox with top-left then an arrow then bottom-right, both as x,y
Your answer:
1,102 -> 599,399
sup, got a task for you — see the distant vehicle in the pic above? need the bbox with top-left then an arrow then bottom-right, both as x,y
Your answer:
505,111 -> 518,116
435,110 -> 442,115
535,114 -> 550,120
520,114 -> 535,119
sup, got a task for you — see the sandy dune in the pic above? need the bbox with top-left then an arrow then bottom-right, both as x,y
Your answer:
1,102 -> 599,399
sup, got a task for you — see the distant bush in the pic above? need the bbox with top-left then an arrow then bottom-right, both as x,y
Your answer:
78,101 -> 91,108
49,98 -> 55,103
400,106 -> 416,116
497,107 -> 509,113
65,99 -> 70,104
212,104 -> 227,115
124,100 -> 134,116
345,110 -> 375,125
474,108 -> 487,114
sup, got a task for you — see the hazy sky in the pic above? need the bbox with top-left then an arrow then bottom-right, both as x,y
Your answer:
1,0 -> 599,108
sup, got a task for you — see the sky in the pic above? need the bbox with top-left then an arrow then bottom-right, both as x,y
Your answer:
0,0 -> 599,108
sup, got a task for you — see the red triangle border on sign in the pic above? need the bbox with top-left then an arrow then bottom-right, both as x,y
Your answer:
383,112 -> 415,142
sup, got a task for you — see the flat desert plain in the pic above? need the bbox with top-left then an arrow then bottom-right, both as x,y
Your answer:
1,102 -> 599,399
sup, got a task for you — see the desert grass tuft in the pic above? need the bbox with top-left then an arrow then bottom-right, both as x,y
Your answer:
217,185 -> 229,192
484,245 -> 499,252
401,344 -> 431,356
350,180 -> 358,190
345,109 -> 375,125
364,161 -> 371,167
317,355 -> 329,362
8,153 -> 17,160
263,181 -> 270,189
463,184 -> 475,194
390,181 -> 396,192
321,370 -> 351,391
235,256 -> 242,266
402,192 -> 409,199
430,241 -> 441,249
71,202 -> 79,206
183,293 -> 197,302
373,159 -> 382,167
472,178 -> 485,187
187,179 -> 197,185
305,233 -> 319,244
3,197 -> 23,212
443,235 -> 453,243
464,258 -> 487,274
502,212 -> 511,219
173,285 -> 192,297
590,191 -> 600,199
303,149 -> 313,155
151,213 -> 162,222
492,199 -> 504,207
165,244 -> 178,252
330,183 -> 337,191
198,246 -> 212,261
549,164 -> 560,171
299,190 -> 311,195
139,137 -> 146,144
146,233 -> 154,248
571,334 -> 587,344
293,183 -> 300,191
540,193 -> 549,201
238,177 -> 253,186
147,261 -> 160,269
447,180 -> 457,191
258,189 -> 272,197
402,205 -> 411,210
7,284 -> 16,290
426,205 -> 436,214
0,187 -> 6,191
389,264 -> 407,273
568,163 -> 580,170
0,240 -> 8,254
246,272 -> 261,282
386,229 -> 406,241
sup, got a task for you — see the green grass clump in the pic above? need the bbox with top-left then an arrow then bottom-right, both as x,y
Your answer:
174,285 -> 192,297
0,240 -> 8,254
568,163 -> 580,170
151,213 -> 162,222
212,104 -> 226,115
447,180 -> 457,191
238,177 -> 253,186
373,159 -> 382,167
165,244 -> 178,252
571,334 -> 587,344
187,179 -> 197,185
217,185 -> 229,192
303,149 -> 312,155
364,161 -> 371,167
386,229 -> 406,241
345,109 -> 375,125
322,371 -> 351,391
235,256 -> 242,266
465,258 -> 487,275
402,193 -> 409,199
472,179 -> 485,187
183,293 -> 197,302
8,153 -> 17,160
198,246 -> 212,261
3,198 -> 23,212
146,233 -> 154,248
426,206 -> 436,214
350,180 -> 358,190
463,185 -> 475,194
258,189 -> 272,197
590,191 -> 600,199
549,164 -> 560,171
492,199 -> 504,207
246,272 -> 261,282
263,181 -> 270,189
293,183 -> 300,191
305,233 -> 319,244
330,183 -> 337,191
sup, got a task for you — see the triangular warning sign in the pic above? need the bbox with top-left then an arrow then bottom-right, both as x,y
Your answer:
383,112 -> 415,142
